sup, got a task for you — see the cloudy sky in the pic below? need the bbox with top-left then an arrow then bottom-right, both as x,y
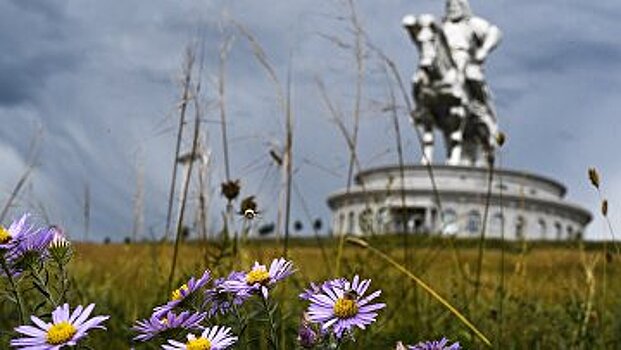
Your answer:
1,0 -> 620,241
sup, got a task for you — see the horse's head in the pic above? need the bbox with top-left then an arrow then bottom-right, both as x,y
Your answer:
403,14 -> 440,69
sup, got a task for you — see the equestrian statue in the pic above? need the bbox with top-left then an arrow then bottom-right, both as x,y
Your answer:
403,0 -> 502,166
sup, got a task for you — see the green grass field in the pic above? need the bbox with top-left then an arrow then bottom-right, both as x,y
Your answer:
4,235 -> 614,349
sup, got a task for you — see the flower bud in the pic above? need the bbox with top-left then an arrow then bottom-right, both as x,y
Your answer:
601,199 -> 608,217
588,168 -> 600,189
297,316 -> 318,349
221,180 -> 241,201
48,226 -> 72,264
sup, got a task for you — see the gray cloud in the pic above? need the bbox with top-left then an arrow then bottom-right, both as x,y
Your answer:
0,0 -> 619,241
0,1 -> 80,106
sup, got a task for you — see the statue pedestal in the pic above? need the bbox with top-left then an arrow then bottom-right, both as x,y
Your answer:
327,164 -> 591,240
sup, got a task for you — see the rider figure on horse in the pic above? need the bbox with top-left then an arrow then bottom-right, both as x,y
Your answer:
403,0 -> 502,166
443,0 -> 501,121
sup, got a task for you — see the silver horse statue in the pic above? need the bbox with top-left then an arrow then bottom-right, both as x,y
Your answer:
403,0 -> 502,166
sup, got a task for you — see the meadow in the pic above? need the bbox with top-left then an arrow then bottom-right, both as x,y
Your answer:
0,2 -> 617,349
2,233 -> 618,349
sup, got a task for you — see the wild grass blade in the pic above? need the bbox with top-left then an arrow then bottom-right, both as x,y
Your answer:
347,236 -> 493,347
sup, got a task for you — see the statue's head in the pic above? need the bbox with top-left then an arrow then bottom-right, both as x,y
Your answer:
445,0 -> 472,21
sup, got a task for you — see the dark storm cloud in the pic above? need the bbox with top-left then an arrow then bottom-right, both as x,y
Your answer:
0,1 -> 80,106
0,0 -> 620,240
0,52 -> 81,106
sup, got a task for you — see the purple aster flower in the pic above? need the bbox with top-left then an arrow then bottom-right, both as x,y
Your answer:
132,310 -> 206,342
222,257 -> 294,299
0,220 -> 19,250
4,224 -> 54,274
154,270 -> 211,317
405,337 -> 461,350
297,315 -> 318,349
11,303 -> 109,349
0,226 -> 10,248
203,273 -> 250,318
304,275 -> 386,338
299,278 -> 348,301
162,325 -> 237,350
0,214 -> 39,251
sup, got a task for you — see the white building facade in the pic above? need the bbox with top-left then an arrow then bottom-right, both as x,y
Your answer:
327,165 -> 591,240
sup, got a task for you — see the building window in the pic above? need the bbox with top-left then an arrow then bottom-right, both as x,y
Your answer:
347,211 -> 355,234
442,209 -> 458,234
442,209 -> 457,225
376,207 -> 388,233
555,222 -> 562,240
567,225 -> 574,240
466,210 -> 481,234
490,213 -> 504,235
538,219 -> 547,239
338,213 -> 345,234
359,208 -> 373,235
515,216 -> 526,239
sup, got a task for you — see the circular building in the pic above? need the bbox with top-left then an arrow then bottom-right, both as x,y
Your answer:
327,165 -> 592,240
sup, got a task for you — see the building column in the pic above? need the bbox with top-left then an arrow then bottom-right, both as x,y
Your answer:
424,207 -> 432,232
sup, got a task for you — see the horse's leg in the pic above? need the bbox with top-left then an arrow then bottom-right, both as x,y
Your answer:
447,106 -> 466,166
462,138 -> 477,166
421,124 -> 434,165
412,93 -> 435,165
467,123 -> 484,166
483,136 -> 496,167
478,112 -> 498,166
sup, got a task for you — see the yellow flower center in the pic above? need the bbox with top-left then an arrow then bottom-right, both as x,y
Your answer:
333,297 -> 358,319
46,321 -> 77,345
0,226 -> 11,244
171,284 -> 189,301
187,337 -> 212,350
246,267 -> 270,285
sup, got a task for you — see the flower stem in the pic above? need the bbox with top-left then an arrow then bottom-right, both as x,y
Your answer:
1,258 -> 25,324
233,305 -> 247,350
56,259 -> 69,305
261,297 -> 278,350
29,263 -> 57,307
